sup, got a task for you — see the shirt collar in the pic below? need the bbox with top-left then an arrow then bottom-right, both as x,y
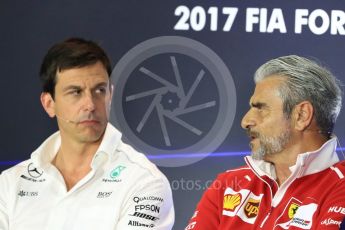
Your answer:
31,123 -> 122,170
289,137 -> 338,177
90,123 -> 122,168
245,137 -> 339,179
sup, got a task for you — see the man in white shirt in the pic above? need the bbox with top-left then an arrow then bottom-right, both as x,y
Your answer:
0,38 -> 174,230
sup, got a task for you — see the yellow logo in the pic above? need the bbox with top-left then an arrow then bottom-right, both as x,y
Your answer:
244,198 -> 260,218
288,203 -> 300,219
223,193 -> 241,211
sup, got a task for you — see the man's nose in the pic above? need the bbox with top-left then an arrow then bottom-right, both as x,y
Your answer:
241,110 -> 255,130
81,92 -> 96,111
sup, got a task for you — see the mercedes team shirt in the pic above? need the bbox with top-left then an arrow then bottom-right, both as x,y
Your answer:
0,123 -> 174,230
186,138 -> 345,229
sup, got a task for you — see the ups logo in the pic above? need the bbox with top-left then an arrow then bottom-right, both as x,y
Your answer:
244,198 -> 260,218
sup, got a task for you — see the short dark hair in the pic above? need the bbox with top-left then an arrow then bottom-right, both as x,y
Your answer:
39,38 -> 112,98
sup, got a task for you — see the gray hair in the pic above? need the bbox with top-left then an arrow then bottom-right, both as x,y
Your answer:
254,55 -> 343,136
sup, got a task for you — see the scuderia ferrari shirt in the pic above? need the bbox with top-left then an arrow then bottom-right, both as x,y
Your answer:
0,123 -> 174,230
186,138 -> 345,229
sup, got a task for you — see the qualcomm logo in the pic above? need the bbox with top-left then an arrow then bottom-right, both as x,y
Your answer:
110,36 -> 236,167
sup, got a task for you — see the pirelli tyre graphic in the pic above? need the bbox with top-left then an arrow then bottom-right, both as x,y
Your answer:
110,36 -> 236,167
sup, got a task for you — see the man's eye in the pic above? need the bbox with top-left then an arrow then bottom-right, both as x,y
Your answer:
95,87 -> 107,94
70,90 -> 81,95
251,106 -> 261,111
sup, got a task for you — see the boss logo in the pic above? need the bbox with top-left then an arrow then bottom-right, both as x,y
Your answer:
97,191 -> 113,198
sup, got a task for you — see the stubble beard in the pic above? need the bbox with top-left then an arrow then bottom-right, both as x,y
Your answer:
250,127 -> 291,160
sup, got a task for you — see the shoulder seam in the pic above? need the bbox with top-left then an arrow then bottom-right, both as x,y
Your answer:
116,145 -> 164,181
330,166 -> 344,179
226,167 -> 251,173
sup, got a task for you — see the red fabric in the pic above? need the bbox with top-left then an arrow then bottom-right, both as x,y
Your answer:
186,161 -> 345,229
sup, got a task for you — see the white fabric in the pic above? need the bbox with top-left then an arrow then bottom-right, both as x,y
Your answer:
0,123 -> 174,230
246,137 -> 339,179
245,137 -> 339,207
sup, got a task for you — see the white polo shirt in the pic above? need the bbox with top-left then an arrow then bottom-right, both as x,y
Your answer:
0,123 -> 174,230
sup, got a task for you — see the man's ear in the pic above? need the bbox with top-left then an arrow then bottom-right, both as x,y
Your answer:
291,101 -> 314,131
109,84 -> 114,108
40,92 -> 56,118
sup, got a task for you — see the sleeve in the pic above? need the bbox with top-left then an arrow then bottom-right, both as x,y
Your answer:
115,175 -> 174,230
0,172 -> 9,230
185,176 -> 221,230
313,179 -> 345,229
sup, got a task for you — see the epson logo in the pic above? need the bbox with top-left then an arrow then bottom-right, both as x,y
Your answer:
135,205 -> 160,213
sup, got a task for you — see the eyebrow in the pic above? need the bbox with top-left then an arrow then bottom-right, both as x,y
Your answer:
250,102 -> 268,109
62,85 -> 82,92
93,82 -> 108,89
62,82 -> 108,92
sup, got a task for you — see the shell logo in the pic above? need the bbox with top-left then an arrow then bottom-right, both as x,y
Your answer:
223,193 -> 242,211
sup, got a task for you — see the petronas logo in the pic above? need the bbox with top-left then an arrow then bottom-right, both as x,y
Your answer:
110,165 -> 126,179
223,193 -> 242,211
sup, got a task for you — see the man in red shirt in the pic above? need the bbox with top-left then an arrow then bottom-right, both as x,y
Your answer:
186,55 -> 345,229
